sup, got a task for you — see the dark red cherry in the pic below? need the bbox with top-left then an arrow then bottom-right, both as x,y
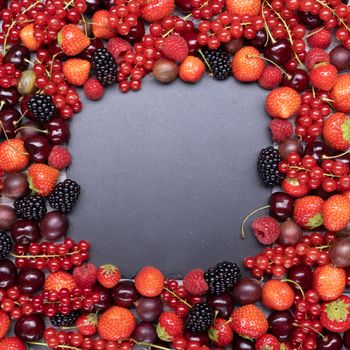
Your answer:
175,0 -> 192,12
207,292 -> 234,319
344,329 -> 350,349
40,211 -> 69,241
232,278 -> 262,305
0,258 -> 17,288
282,69 -> 310,92
3,45 -> 30,70
316,331 -> 343,350
304,141 -> 333,165
132,321 -> 157,343
45,117 -> 70,145
92,283 -> 111,311
3,173 -> 29,199
17,268 -> 45,294
47,41 -> 67,60
287,264 -> 313,291
330,46 -> 350,71
102,0 -> 114,9
123,20 -> 145,44
182,29 -> 199,55
85,0 -> 102,13
0,205 -> 16,231
232,336 -> 255,350
11,219 -> 41,245
136,297 -> 163,322
15,314 -> 45,341
184,330 -> 210,346
111,280 -> 139,308
264,39 -> 292,65
0,0 -> 8,11
249,29 -> 267,49
224,38 -> 243,54
268,310 -> 293,342
18,121 -> 41,140
298,11 -> 323,29
24,135 -> 53,163
0,87 -> 21,106
79,38 -> 104,61
0,108 -> 21,138
269,192 -> 294,221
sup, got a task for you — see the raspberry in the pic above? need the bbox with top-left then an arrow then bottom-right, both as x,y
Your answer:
161,34 -> 189,63
183,269 -> 209,296
251,216 -> 281,245
258,65 -> 282,90
107,37 -> 132,65
305,48 -> 330,70
83,78 -> 104,101
48,146 -> 72,169
268,119 -> 293,142
307,28 -> 331,49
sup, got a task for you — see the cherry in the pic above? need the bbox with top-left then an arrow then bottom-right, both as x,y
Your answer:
3,45 -> 30,70
344,329 -> 350,349
264,39 -> 292,65
47,41 -> 67,61
85,0 -> 102,14
267,310 -> 294,342
298,11 -> 323,29
40,211 -> 69,241
0,108 -> 21,138
184,330 -> 210,346
0,87 -> 20,106
17,267 -> 45,294
249,29 -> 267,49
287,264 -> 313,291
92,283 -> 112,311
304,141 -> 333,166
207,292 -> 233,319
232,336 -> 255,350
3,173 -> 29,199
0,204 -> 16,231
282,69 -> 310,92
79,38 -> 104,61
15,314 -> 45,341
224,38 -> 243,54
0,259 -> 16,288
24,135 -> 53,163
18,121 -> 41,140
269,192 -> 294,221
45,117 -> 70,145
11,219 -> 41,245
182,29 -> 199,55
316,331 -> 343,350
111,280 -> 139,308
330,46 -> 350,71
175,0 -> 192,12
132,321 -> 157,343
136,296 -> 163,322
232,278 -> 261,305
123,20 -> 145,44
278,138 -> 303,159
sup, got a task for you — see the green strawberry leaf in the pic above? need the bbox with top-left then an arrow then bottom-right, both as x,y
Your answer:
208,327 -> 219,342
326,299 -> 350,322
27,175 -> 38,194
306,213 -> 323,229
341,119 -> 350,143
286,178 -> 300,186
156,324 -> 172,342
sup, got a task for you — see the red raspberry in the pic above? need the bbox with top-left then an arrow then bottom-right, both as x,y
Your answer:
161,34 -> 189,63
183,269 -> 208,295
251,216 -> 281,245
84,78 -> 104,101
307,28 -> 331,49
48,146 -> 72,169
310,63 -> 338,91
258,65 -> 282,90
107,37 -> 132,65
268,119 -> 293,142
305,48 -> 330,70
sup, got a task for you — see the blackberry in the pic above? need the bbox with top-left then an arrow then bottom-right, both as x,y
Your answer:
27,94 -> 57,123
185,302 -> 214,334
257,146 -> 284,186
201,48 -> 231,80
92,48 -> 117,85
48,179 -> 80,213
14,195 -> 47,220
204,261 -> 241,295
0,232 -> 12,258
50,310 -> 80,327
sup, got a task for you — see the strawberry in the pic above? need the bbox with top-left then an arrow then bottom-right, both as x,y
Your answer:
258,65 -> 282,90
293,195 -> 324,229
226,0 -> 261,16
0,139 -> 29,173
281,178 -> 309,197
0,310 -> 10,339
320,295 -> 350,332
44,271 -> 77,292
107,37 -> 132,64
255,334 -> 280,350
232,46 -> 264,82
77,313 -> 98,336
135,266 -> 165,297
323,112 -> 350,151
27,163 -> 59,196
268,119 -> 293,142
313,264 -> 346,301
310,63 -> 337,91
20,24 -> 40,51
73,263 -> 97,289
331,74 -> 350,113
0,337 -> 26,350
305,48 -> 330,70
63,59 -> 91,86
92,10 -> 116,39
84,78 -> 105,101
98,306 -> 136,341
231,304 -> 268,339
58,24 -> 90,56
251,216 -> 281,245
156,311 -> 183,341
140,0 -> 174,22
265,87 -> 301,119
208,318 -> 233,347
261,280 -> 295,311
48,145 -> 72,170
161,34 -> 188,63
97,264 -> 121,289
183,269 -> 208,295
307,28 -> 331,49
179,56 -> 206,83
323,194 -> 350,232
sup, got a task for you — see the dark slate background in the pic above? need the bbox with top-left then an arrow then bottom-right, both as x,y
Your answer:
68,76 -> 271,278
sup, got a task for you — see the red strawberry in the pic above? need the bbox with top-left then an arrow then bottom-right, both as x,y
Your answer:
73,263 -> 97,289
140,0 -> 174,22
58,24 -> 90,56
281,178 -> 310,198
84,78 -> 105,101
0,337 -> 26,350
261,279 -> 295,311
48,146 -> 72,170
156,311 -> 183,341
208,318 -> 233,347
293,195 -> 324,229
97,264 -> 121,289
322,194 -> 350,232
63,59 -> 91,86
305,48 -> 330,70
135,266 -> 165,297
107,37 -> 132,64
331,74 -> 350,113
307,28 -> 331,49
226,0 -> 261,16
323,112 -> 350,151
27,163 -> 60,196
320,295 -> 350,332
0,310 -> 10,339
251,216 -> 281,245
255,334 -> 280,350
310,63 -> 337,91
44,271 -> 77,292
179,56 -> 206,83
258,65 -> 282,90
161,34 -> 188,63
92,10 -> 116,39
0,139 -> 29,173
183,269 -> 208,295
268,119 -> 293,142
20,23 -> 40,51
77,313 -> 98,336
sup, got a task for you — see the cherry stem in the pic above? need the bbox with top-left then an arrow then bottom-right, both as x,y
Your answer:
306,26 -> 325,38
281,278 -> 305,299
0,121 -> 29,156
262,1 -> 276,44
241,204 -> 270,239
293,323 -> 325,340
15,126 -> 48,134
11,250 -> 80,259
322,149 -> 350,160
316,245 -> 330,250
198,49 -> 213,73
0,100 -> 5,112
247,54 -> 291,78
163,286 -> 192,307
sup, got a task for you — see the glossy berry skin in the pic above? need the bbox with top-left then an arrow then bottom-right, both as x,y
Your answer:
132,321 -> 157,343
3,45 -> 30,70
207,292 -> 234,319
11,219 -> 41,245
267,310 -> 294,342
85,0 -> 102,14
304,141 -> 333,165
0,87 -> 21,106
184,329 -> 210,346
45,117 -> 70,145
40,211 -> 69,241
111,280 -> 139,308
15,314 -> 45,341
79,38 -> 104,61
316,331 -> 343,350
24,135 -> 53,163
232,278 -> 261,305
0,259 -> 17,289
232,335 -> 255,350
298,11 -> 323,29
123,20 -> 145,44
0,108 -> 21,138
282,69 -> 310,92
92,284 -> 112,311
3,173 -> 29,200
17,268 -> 45,294
287,264 -> 313,291
264,39 -> 292,65
344,329 -> 350,349
136,297 -> 163,322
330,46 -> 350,71
269,192 -> 294,221
249,30 -> 267,49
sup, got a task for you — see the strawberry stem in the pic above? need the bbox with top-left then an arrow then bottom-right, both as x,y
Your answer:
241,205 -> 270,239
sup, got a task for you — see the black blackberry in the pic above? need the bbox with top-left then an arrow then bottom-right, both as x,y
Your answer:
204,261 -> 241,295
48,179 -> 80,213
257,146 -> 284,186
14,195 -> 47,220
27,94 -> 57,123
185,302 -> 214,334
0,232 -> 12,258
92,48 -> 117,85
201,48 -> 231,80
50,310 -> 80,327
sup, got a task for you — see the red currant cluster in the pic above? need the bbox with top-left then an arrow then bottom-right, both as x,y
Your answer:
295,92 -> 331,143
13,238 -> 90,271
190,0 -> 224,20
279,152 -> 350,193
0,63 -> 21,89
149,16 -> 196,38
244,232 -> 336,279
